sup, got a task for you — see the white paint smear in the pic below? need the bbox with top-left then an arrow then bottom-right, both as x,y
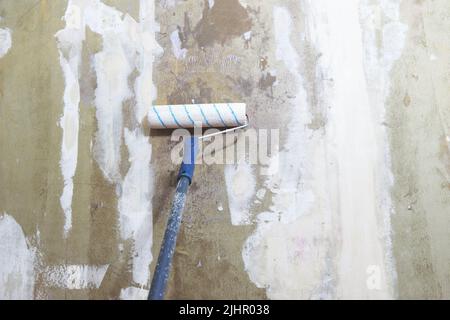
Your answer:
119,129 -> 153,287
117,0 -> 162,298
243,6 -> 325,299
359,0 -> 408,294
56,2 -> 84,237
170,29 -> 187,60
299,0 -> 404,299
56,0 -> 162,298
256,188 -> 266,200
91,5 -> 135,184
302,0 -> 394,299
0,213 -> 35,300
120,286 -> 148,300
225,160 -> 256,225
134,0 -> 163,124
56,0 -> 151,186
0,25 -> 12,58
42,264 -> 108,289
243,1 -> 406,299
161,0 -> 182,9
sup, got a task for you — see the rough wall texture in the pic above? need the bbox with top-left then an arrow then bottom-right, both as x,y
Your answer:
0,0 -> 448,299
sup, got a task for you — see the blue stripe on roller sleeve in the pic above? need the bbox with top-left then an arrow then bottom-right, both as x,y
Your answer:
213,104 -> 227,127
153,106 -> 167,128
198,105 -> 212,127
184,105 -> 195,127
227,103 -> 243,126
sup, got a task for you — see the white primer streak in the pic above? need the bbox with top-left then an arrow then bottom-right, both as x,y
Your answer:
0,25 -> 12,58
225,161 -> 256,225
118,0 -> 162,298
56,1 -> 84,236
42,264 -> 108,289
243,0 -> 406,299
359,0 -> 408,295
243,7 -> 325,299
161,0 -> 182,8
119,129 -> 153,286
170,29 -> 187,60
0,213 -> 35,300
120,286 -> 148,300
91,5 -> 135,184
298,0 -> 405,298
56,1 -> 161,297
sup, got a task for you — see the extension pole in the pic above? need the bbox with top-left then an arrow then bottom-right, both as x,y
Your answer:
148,137 -> 198,300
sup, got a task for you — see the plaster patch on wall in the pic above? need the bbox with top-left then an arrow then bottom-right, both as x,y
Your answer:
42,264 -> 108,289
0,213 -> 35,300
225,160 -> 256,225
0,23 -> 12,58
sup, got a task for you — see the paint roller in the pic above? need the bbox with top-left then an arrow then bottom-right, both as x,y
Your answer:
148,103 -> 248,300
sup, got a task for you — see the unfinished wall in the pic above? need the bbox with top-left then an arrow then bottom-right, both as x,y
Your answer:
0,0 -> 448,299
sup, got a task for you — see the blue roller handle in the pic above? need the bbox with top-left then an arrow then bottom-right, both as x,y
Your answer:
148,137 -> 197,300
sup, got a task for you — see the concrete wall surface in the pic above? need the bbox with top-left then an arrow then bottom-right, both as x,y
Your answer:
0,0 -> 449,299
